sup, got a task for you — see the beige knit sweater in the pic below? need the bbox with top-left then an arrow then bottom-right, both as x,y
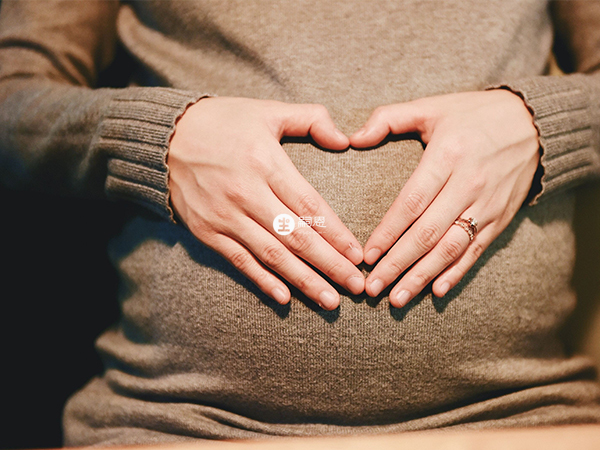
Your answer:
1,0 -> 600,446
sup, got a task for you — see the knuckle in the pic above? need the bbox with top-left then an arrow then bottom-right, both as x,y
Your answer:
211,203 -> 235,225
260,159 -> 277,181
229,250 -> 253,272
403,189 -> 428,217
440,239 -> 464,262
372,105 -> 388,121
468,175 -> 486,194
187,214 -> 207,236
326,228 -> 344,248
386,257 -> 406,277
223,179 -> 251,204
262,243 -> 287,267
188,213 -> 222,239
251,268 -> 271,288
295,192 -> 320,217
415,223 -> 440,250
261,158 -> 282,185
246,147 -> 270,173
441,135 -> 468,164
286,228 -> 313,254
470,241 -> 485,260
441,147 -> 461,166
411,271 -> 431,288
378,223 -> 400,245
311,103 -> 329,118
295,272 -> 314,292
490,204 -> 508,221
322,257 -> 345,279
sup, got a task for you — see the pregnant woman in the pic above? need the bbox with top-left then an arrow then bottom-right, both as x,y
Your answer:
1,0 -> 599,446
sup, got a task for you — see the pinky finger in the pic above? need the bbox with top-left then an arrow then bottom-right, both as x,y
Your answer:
431,227 -> 493,298
210,233 -> 291,305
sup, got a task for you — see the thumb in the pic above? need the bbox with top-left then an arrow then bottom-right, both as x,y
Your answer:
276,103 -> 349,150
350,101 -> 431,148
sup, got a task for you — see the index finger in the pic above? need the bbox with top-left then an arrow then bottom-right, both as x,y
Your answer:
267,147 -> 364,265
363,145 -> 450,265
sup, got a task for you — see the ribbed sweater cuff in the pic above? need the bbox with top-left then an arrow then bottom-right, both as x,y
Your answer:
487,75 -> 599,205
97,88 -> 208,221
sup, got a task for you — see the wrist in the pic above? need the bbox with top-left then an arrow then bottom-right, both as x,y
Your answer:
167,94 -> 214,223
488,86 -> 543,206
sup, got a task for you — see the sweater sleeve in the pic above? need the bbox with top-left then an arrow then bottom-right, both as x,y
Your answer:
0,0 -> 206,221
486,0 -> 600,205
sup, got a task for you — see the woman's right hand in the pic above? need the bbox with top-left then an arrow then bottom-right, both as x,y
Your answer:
167,97 -> 365,310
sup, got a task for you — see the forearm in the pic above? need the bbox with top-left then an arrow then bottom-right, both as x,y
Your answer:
0,78 -> 204,220
0,0 -> 205,220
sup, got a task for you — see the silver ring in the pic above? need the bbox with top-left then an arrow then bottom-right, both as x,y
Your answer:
453,217 -> 478,242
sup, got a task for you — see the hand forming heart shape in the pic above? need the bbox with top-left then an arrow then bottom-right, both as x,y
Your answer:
168,90 -> 540,311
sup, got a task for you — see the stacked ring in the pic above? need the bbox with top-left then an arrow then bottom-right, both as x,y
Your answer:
453,217 -> 478,242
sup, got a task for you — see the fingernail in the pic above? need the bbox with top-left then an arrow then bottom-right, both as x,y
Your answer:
370,278 -> 384,296
347,275 -> 365,295
439,281 -> 451,297
319,290 -> 338,309
353,127 -> 367,138
272,287 -> 288,304
394,289 -> 411,307
365,248 -> 381,264
335,129 -> 348,141
345,243 -> 363,264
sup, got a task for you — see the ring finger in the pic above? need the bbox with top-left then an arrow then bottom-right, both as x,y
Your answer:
432,225 -> 495,298
230,215 -> 345,310
244,186 -> 365,296
388,210 -> 484,308
365,180 -> 472,297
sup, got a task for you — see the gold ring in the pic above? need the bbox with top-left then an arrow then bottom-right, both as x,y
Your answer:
453,217 -> 478,242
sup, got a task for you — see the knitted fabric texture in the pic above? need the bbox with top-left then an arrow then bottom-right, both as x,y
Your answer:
0,0 -> 599,446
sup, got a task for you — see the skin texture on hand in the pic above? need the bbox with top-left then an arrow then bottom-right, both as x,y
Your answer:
350,89 -> 540,308
167,97 -> 365,310
168,91 -> 540,311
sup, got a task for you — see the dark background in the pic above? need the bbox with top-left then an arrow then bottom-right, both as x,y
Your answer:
0,5 -> 137,444
0,189 -> 123,449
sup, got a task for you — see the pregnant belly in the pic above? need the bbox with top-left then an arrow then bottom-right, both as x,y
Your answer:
98,138 -> 579,425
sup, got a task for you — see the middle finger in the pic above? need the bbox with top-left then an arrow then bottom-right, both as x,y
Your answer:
241,186 -> 365,296
365,180 -> 472,296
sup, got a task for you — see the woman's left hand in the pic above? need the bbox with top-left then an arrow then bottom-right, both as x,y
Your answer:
349,89 -> 541,308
